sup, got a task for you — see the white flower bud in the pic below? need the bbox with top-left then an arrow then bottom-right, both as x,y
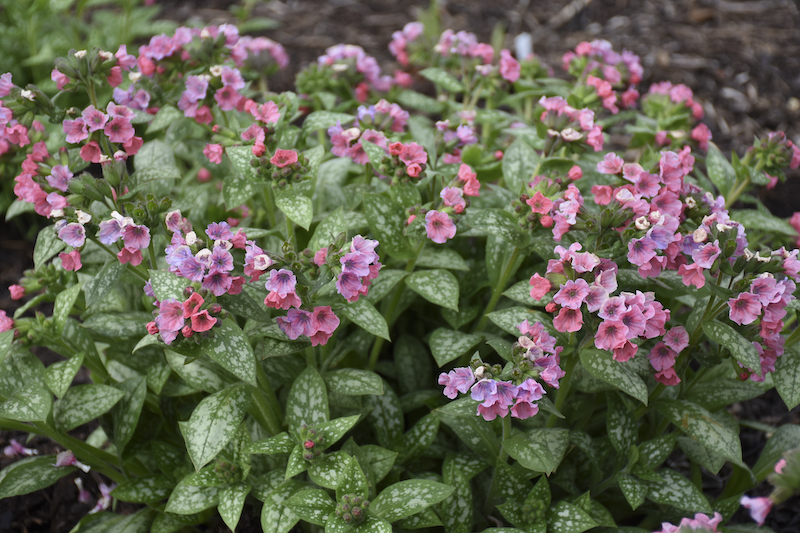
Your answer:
685,196 -> 697,208
98,50 -> 113,61
634,216 -> 650,230
185,231 -> 198,245
692,228 -> 708,243
75,210 -> 92,225
209,65 -> 223,77
128,72 -> 141,83
20,90 -> 35,101
561,128 -> 583,141
74,50 -> 87,59
331,63 -> 348,72
716,223 -> 733,232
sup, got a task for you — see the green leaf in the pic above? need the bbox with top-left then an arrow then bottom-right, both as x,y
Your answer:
203,319 -> 257,386
317,415 -> 361,450
607,393 -> 636,453
685,379 -> 768,411
579,348 -> 649,404
365,270 -> 408,304
219,482 -> 251,531
0,456 -> 74,498
503,139 -> 540,195
85,259 -> 125,307
34,226 -> 66,269
147,105 -> 183,133
54,384 -> 125,431
223,168 -> 261,208
486,307 -> 550,336
133,140 -> 179,195
53,283 -> 81,336
45,352 -> 84,398
179,383 -> 250,471
286,366 -> 329,431
641,468 -> 712,513
248,432 -> 295,455
371,479 -> 454,523
416,247 -> 469,271
436,402 -> 501,461
363,194 -> 413,260
112,475 -> 174,503
639,434 -> 678,469
398,507 -> 443,530
678,436 -> 726,475
361,445 -> 397,483
310,206 -> 348,251
752,425 -> 800,481
81,312 -> 152,339
165,481 -> 219,515
0,383 -> 52,422
366,385 -> 403,448
463,208 -> 528,246
261,481 -> 302,533
731,209 -> 797,236
656,400 -> 742,465
545,501 -> 598,533
308,451 -> 351,489
438,468 -> 471,533
703,320 -> 761,376
705,143 -> 736,196
339,298 -> 391,341
303,111 -> 355,131
0,330 -> 13,365
360,139 -> 386,168
276,190 -> 313,231
388,182 -> 422,210
336,455 -> 369,500
113,377 -> 147,454
405,269 -> 460,311
284,488 -> 334,525
148,270 -> 189,302
618,474 -> 646,510
397,413 -> 439,463
774,345 -> 800,410
396,90 -> 446,114
419,67 -> 464,93
504,429 -> 570,475
324,369 -> 383,396
428,328 -> 482,367
164,350 -> 226,393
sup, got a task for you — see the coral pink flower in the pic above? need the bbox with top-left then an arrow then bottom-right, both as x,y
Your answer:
399,142 -> 427,166
677,263 -> 706,289
499,49 -> 520,82
9,284 -> 24,300
425,210 -> 457,244
270,149 -> 298,168
529,273 -> 551,300
204,143 -> 224,164
553,307 -> 583,332
728,292 -> 762,325
527,192 -> 553,214
654,366 -> 681,386
80,141 -> 102,163
59,250 -> 82,271
596,152 -> 625,174
0,310 -> 13,332
663,326 -> 689,353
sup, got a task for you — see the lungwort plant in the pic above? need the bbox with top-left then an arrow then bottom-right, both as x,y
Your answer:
1,18 -> 800,533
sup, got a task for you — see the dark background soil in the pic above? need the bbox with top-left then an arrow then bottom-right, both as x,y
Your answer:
2,0 -> 800,531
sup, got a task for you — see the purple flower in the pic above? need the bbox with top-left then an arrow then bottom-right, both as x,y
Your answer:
277,308 -> 314,340
265,269 -> 297,297
47,165 -> 73,192
63,118 -> 89,144
58,223 -> 86,247
208,246 -> 234,273
340,252 -> 371,277
691,241 -> 721,269
178,256 -> 206,282
123,224 -> 150,250
336,270 -> 362,301
627,237 -> 658,266
156,299 -> 184,333
184,75 -> 209,102
438,367 -> 475,399
202,271 -> 232,296
206,221 -> 234,242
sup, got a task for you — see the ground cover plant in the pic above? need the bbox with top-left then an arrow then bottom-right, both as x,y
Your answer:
1,12 -> 800,533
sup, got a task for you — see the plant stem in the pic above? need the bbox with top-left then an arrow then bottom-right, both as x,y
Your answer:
471,246 -> 523,335
253,362 -> 284,435
262,187 -> 277,229
546,337 -> 581,428
484,415 -> 512,513
367,243 -> 424,371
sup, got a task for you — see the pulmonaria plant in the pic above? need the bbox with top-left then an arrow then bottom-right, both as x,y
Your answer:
0,15 -> 799,533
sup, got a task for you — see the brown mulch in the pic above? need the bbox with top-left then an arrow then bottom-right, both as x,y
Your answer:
2,0 -> 800,531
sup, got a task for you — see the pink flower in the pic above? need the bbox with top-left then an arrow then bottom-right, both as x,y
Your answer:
499,49 -> 520,82
204,143 -> 224,164
51,69 -> 70,89
311,306 -> 340,334
425,210 -> 457,244
595,320 -> 628,351
59,250 -> 82,271
691,241 -> 721,269
123,224 -> 150,250
438,367 -> 476,399
648,342 -> 677,371
677,263 -> 706,289
527,192 -> 553,214
663,326 -> 689,353
214,85 -> 241,111
270,149 -> 298,168
156,299 -> 184,333
3,439 -> 37,457
0,310 -> 13,332
654,366 -> 681,386
82,105 -> 108,132
277,309 -> 314,340
54,450 -> 91,472
80,141 -> 102,163
117,247 -> 142,266
440,187 -> 466,213
596,152 -> 625,174
457,164 -> 481,196
9,284 -> 24,300
399,142 -> 427,166
728,292 -> 762,325
104,117 -> 135,143
691,123 -> 712,150
58,222 -> 86,247
740,496 -> 773,526
47,165 -> 73,192
406,163 -> 422,178
553,279 -> 589,309
265,269 -> 297,297
63,118 -> 89,144
553,307 -> 583,332
529,273 -> 551,300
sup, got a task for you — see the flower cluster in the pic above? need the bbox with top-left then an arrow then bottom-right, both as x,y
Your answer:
422,164 -> 480,244
653,512 -> 722,533
330,235 -> 382,303
439,320 -> 564,421
538,95 -> 604,153
148,288 -> 222,345
63,102 -> 142,162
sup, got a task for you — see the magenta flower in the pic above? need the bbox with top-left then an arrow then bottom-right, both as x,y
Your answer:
270,149 -> 298,168
82,105 -> 108,132
728,292 -> 762,325
123,224 -> 151,250
63,118 -> 88,144
336,271 -> 363,301
595,320 -> 628,351
553,279 -> 589,309
277,309 -> 314,340
340,252 -> 371,277
214,85 -> 241,111
553,307 -> 583,333
425,210 -> 456,244
208,247 -> 234,273
3,439 -> 37,457
47,165 -> 73,192
691,241 -> 721,268
58,222 -> 86,247
311,306 -> 340,334
438,368 -> 476,399
202,271 -> 232,296
266,269 -> 297,297
156,299 -> 184,333
104,117 -> 135,143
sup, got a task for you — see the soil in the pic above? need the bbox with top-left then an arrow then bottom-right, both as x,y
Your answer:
2,0 -> 800,531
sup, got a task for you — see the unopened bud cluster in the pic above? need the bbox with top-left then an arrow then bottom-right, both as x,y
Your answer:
335,493 -> 370,525
298,424 -> 325,461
